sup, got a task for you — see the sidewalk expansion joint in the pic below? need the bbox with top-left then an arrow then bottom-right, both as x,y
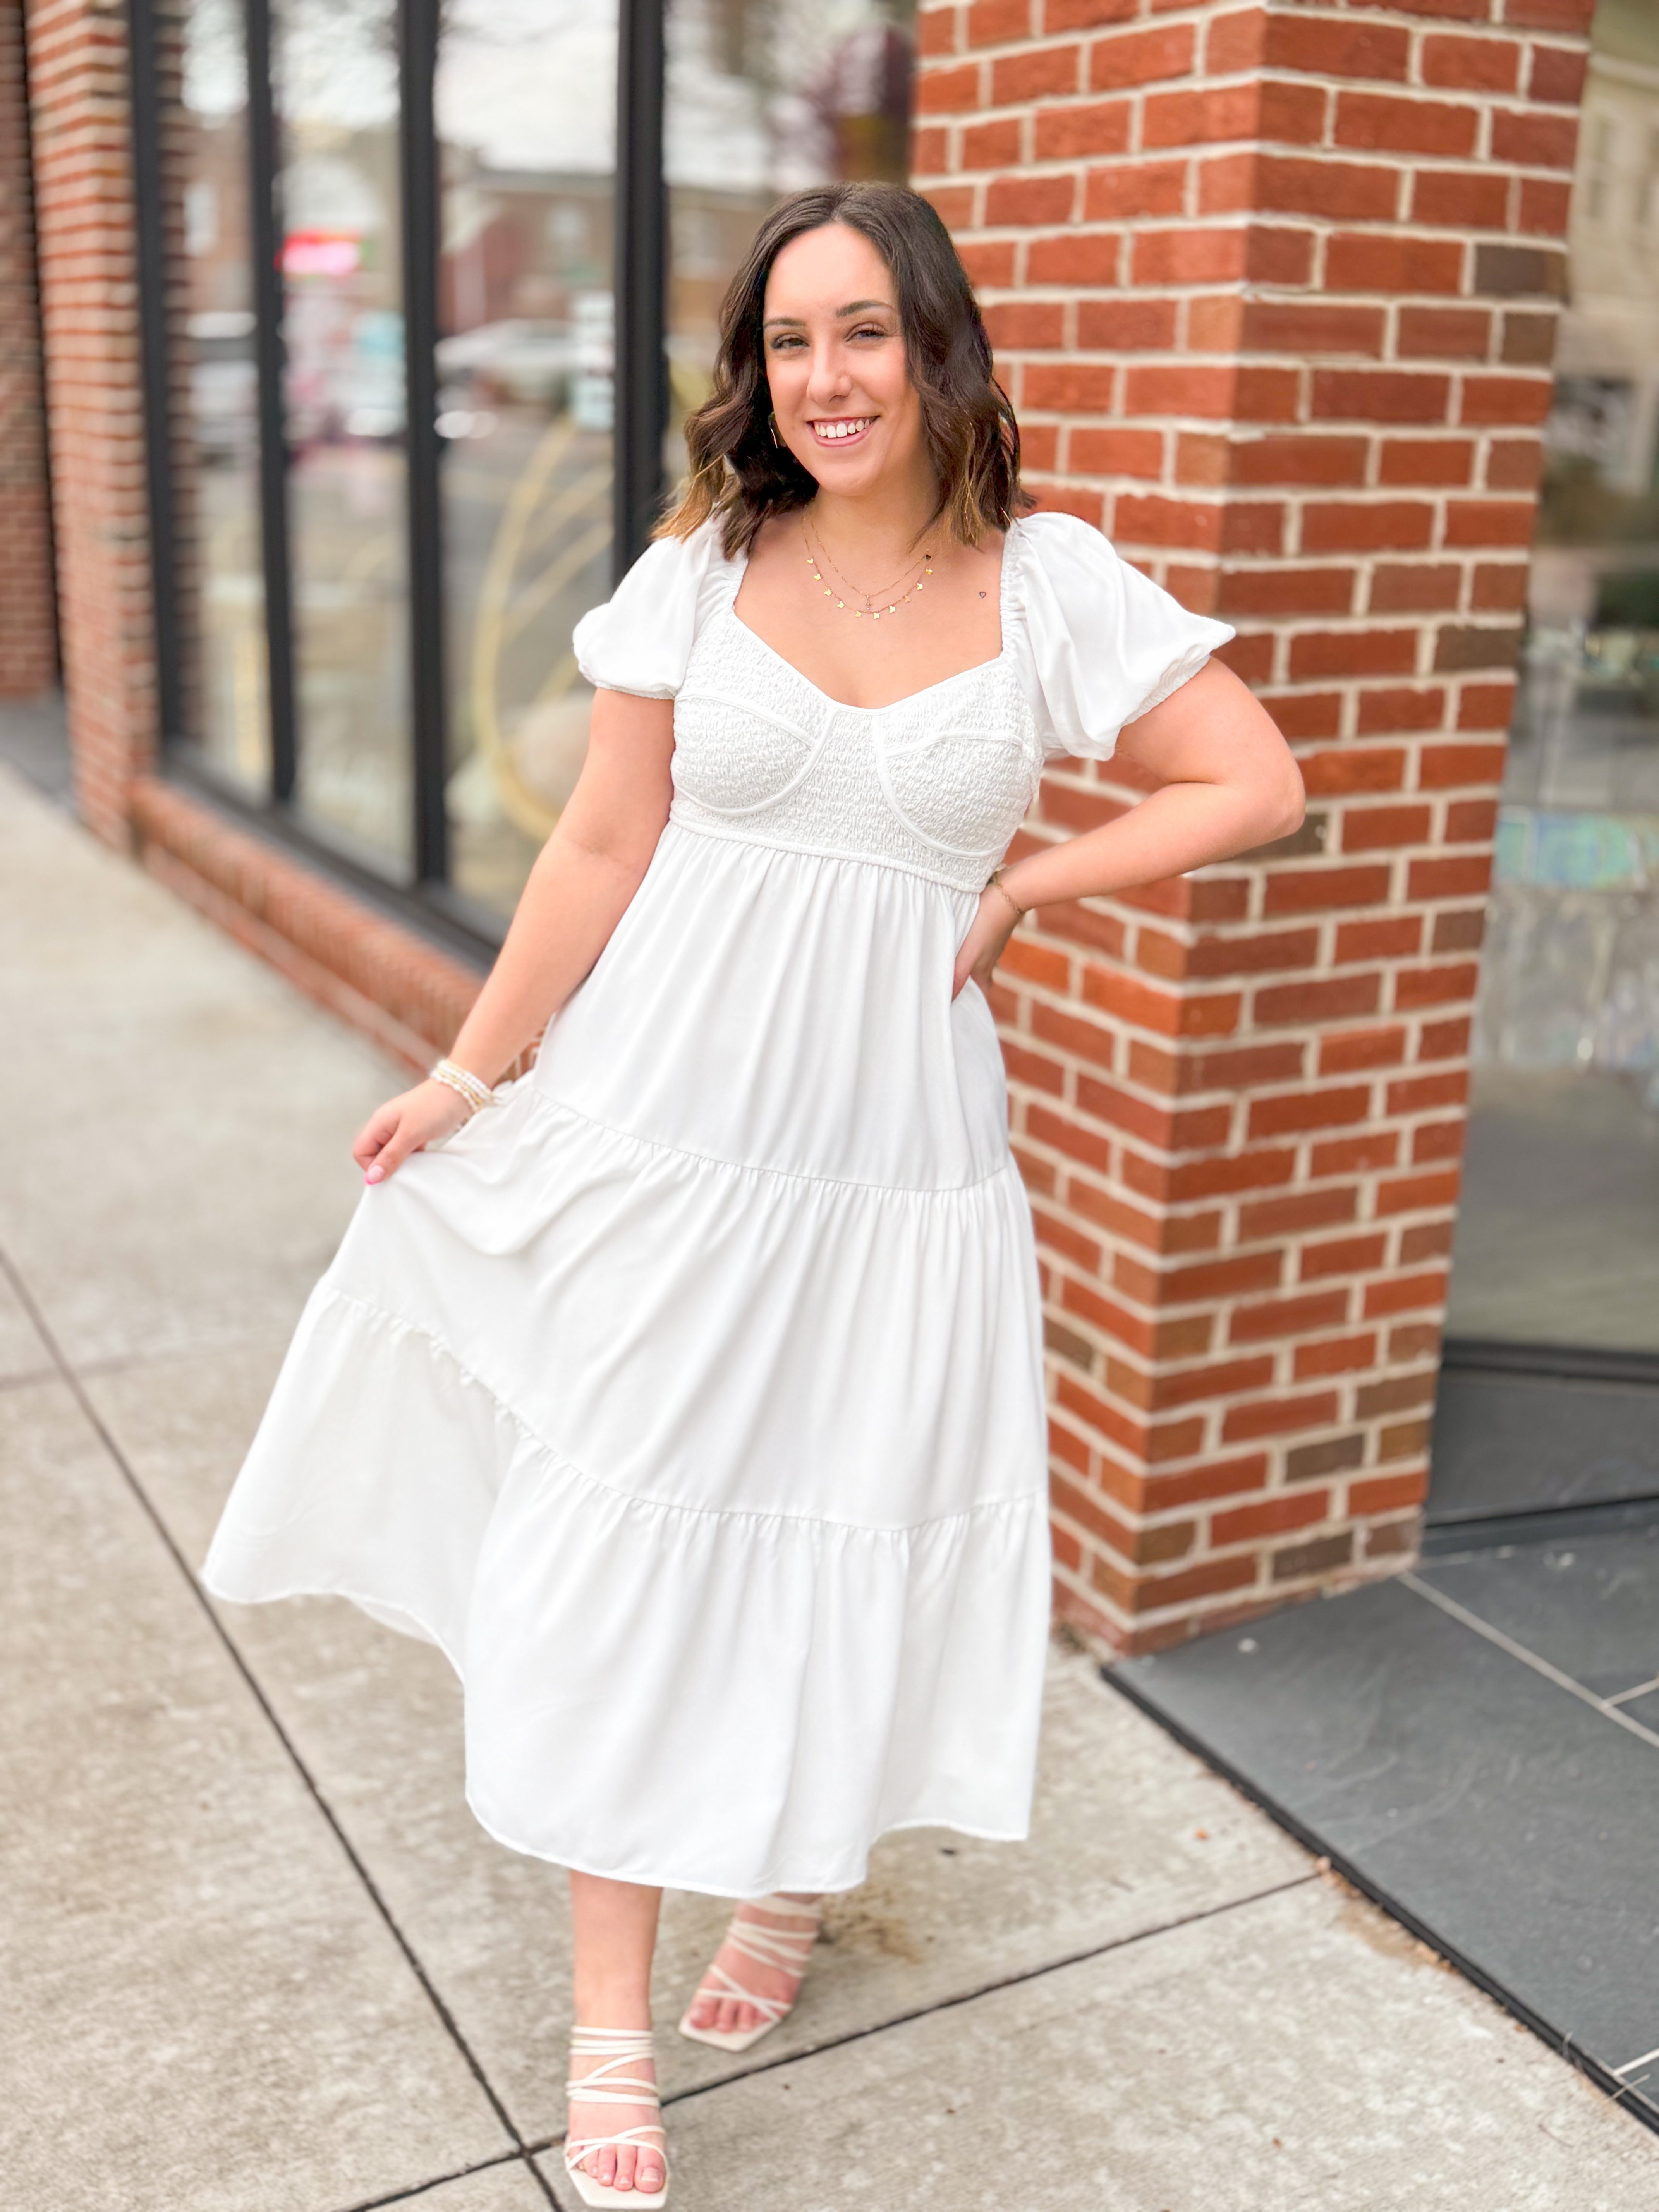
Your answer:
639,1872 -> 1319,2115
0,1244 -> 568,2212
331,2146 -> 544,2212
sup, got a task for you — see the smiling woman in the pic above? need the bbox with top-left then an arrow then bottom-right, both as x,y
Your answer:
202,180 -> 1302,2207
668,183 -> 1022,561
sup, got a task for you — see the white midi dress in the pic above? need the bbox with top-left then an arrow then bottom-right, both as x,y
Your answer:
204,510 -> 1231,1897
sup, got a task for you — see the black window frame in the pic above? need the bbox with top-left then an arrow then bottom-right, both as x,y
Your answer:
129,0 -> 667,962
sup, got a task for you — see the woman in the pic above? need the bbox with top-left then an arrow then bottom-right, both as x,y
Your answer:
205,182 -> 1302,2204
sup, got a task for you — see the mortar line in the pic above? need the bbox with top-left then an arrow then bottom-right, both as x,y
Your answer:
0,1245 -> 565,2212
647,1870 -> 1319,2112
1402,1573 -> 1659,1751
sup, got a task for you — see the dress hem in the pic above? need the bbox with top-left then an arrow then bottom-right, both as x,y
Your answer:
201,1566 -> 1032,1898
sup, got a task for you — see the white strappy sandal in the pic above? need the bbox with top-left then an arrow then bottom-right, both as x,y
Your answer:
563,2025 -> 670,2208
677,1893 -> 824,2053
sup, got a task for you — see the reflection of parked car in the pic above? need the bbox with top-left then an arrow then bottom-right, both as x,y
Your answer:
191,310 -> 257,462
435,319 -> 574,409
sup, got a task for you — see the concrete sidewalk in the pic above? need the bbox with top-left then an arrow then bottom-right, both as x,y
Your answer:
3,757 -> 1654,2212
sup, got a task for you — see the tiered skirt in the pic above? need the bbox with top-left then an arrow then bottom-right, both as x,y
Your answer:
205,823 -> 1052,1895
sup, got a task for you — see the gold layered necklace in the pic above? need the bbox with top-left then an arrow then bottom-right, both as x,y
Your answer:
803,517 -> 934,622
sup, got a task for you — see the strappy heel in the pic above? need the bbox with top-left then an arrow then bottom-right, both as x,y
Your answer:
677,1892 -> 824,2053
563,2025 -> 669,2208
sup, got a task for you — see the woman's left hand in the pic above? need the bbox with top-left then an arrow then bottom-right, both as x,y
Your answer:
952,888 -> 1022,1000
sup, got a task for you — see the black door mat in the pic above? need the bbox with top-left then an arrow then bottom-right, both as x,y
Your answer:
1429,1343 -> 1659,1524
1108,1516 -> 1659,2134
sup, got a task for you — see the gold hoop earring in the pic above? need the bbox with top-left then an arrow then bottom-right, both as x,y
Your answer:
769,412 -> 784,447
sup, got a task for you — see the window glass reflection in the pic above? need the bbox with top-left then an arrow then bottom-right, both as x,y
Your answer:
277,0 -> 413,871
1455,0 -> 1659,1351
436,0 -> 618,918
169,0 -> 269,790
664,0 -> 915,467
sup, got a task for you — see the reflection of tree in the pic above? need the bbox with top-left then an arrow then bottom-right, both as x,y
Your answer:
468,420 -> 611,839
802,19 -> 912,183
670,0 -> 914,186
1540,453 -> 1659,549
278,0 -> 399,132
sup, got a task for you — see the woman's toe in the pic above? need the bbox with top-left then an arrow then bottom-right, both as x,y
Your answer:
614,2147 -> 636,2190
639,2153 -> 665,2194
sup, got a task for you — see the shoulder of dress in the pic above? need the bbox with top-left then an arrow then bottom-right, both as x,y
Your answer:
686,513 -> 747,570
1006,508 -> 1125,573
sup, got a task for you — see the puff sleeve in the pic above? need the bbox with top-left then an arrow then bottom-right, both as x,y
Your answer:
571,520 -> 739,699
1010,511 -> 1235,760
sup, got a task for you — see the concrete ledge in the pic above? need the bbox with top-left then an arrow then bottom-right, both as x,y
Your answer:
129,776 -> 483,1073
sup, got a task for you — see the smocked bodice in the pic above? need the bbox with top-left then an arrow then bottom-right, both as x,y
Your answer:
668,608 -> 1044,894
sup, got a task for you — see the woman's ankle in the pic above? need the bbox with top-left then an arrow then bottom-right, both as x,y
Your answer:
572,1976 -> 654,2028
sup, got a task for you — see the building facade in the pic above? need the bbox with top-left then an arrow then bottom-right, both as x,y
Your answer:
4,0 -> 1637,1652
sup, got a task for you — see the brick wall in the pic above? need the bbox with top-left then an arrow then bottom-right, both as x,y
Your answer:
0,0 -> 56,697
914,0 -> 1591,1651
24,0 -> 156,838
17,0 -> 1599,1647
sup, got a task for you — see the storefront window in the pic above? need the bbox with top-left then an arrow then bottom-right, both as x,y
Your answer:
1452,0 -> 1659,1352
276,0 -> 413,869
435,0 -> 618,917
171,0 -> 268,792
141,0 -> 914,937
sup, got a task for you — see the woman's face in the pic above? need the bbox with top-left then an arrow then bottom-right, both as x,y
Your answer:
761,223 -> 926,500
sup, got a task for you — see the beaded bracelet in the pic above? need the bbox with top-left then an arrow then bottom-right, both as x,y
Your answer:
986,867 -> 1027,925
429,1058 -> 497,1115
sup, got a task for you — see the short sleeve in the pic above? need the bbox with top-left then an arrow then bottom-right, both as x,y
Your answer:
1010,511 -> 1235,760
571,519 -> 739,699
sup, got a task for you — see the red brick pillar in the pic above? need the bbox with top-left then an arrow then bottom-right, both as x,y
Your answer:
915,0 -> 1590,1651
0,0 -> 56,697
24,0 -> 156,837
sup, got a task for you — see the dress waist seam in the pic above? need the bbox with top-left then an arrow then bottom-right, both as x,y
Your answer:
663,812 -> 993,894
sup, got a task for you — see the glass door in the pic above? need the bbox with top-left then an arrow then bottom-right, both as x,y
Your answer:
1437,0 -> 1659,1522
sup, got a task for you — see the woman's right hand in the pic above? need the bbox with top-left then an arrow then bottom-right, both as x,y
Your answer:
352,1079 -> 473,1185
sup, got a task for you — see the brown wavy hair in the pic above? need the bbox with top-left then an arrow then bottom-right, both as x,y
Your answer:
658,182 -> 1029,557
